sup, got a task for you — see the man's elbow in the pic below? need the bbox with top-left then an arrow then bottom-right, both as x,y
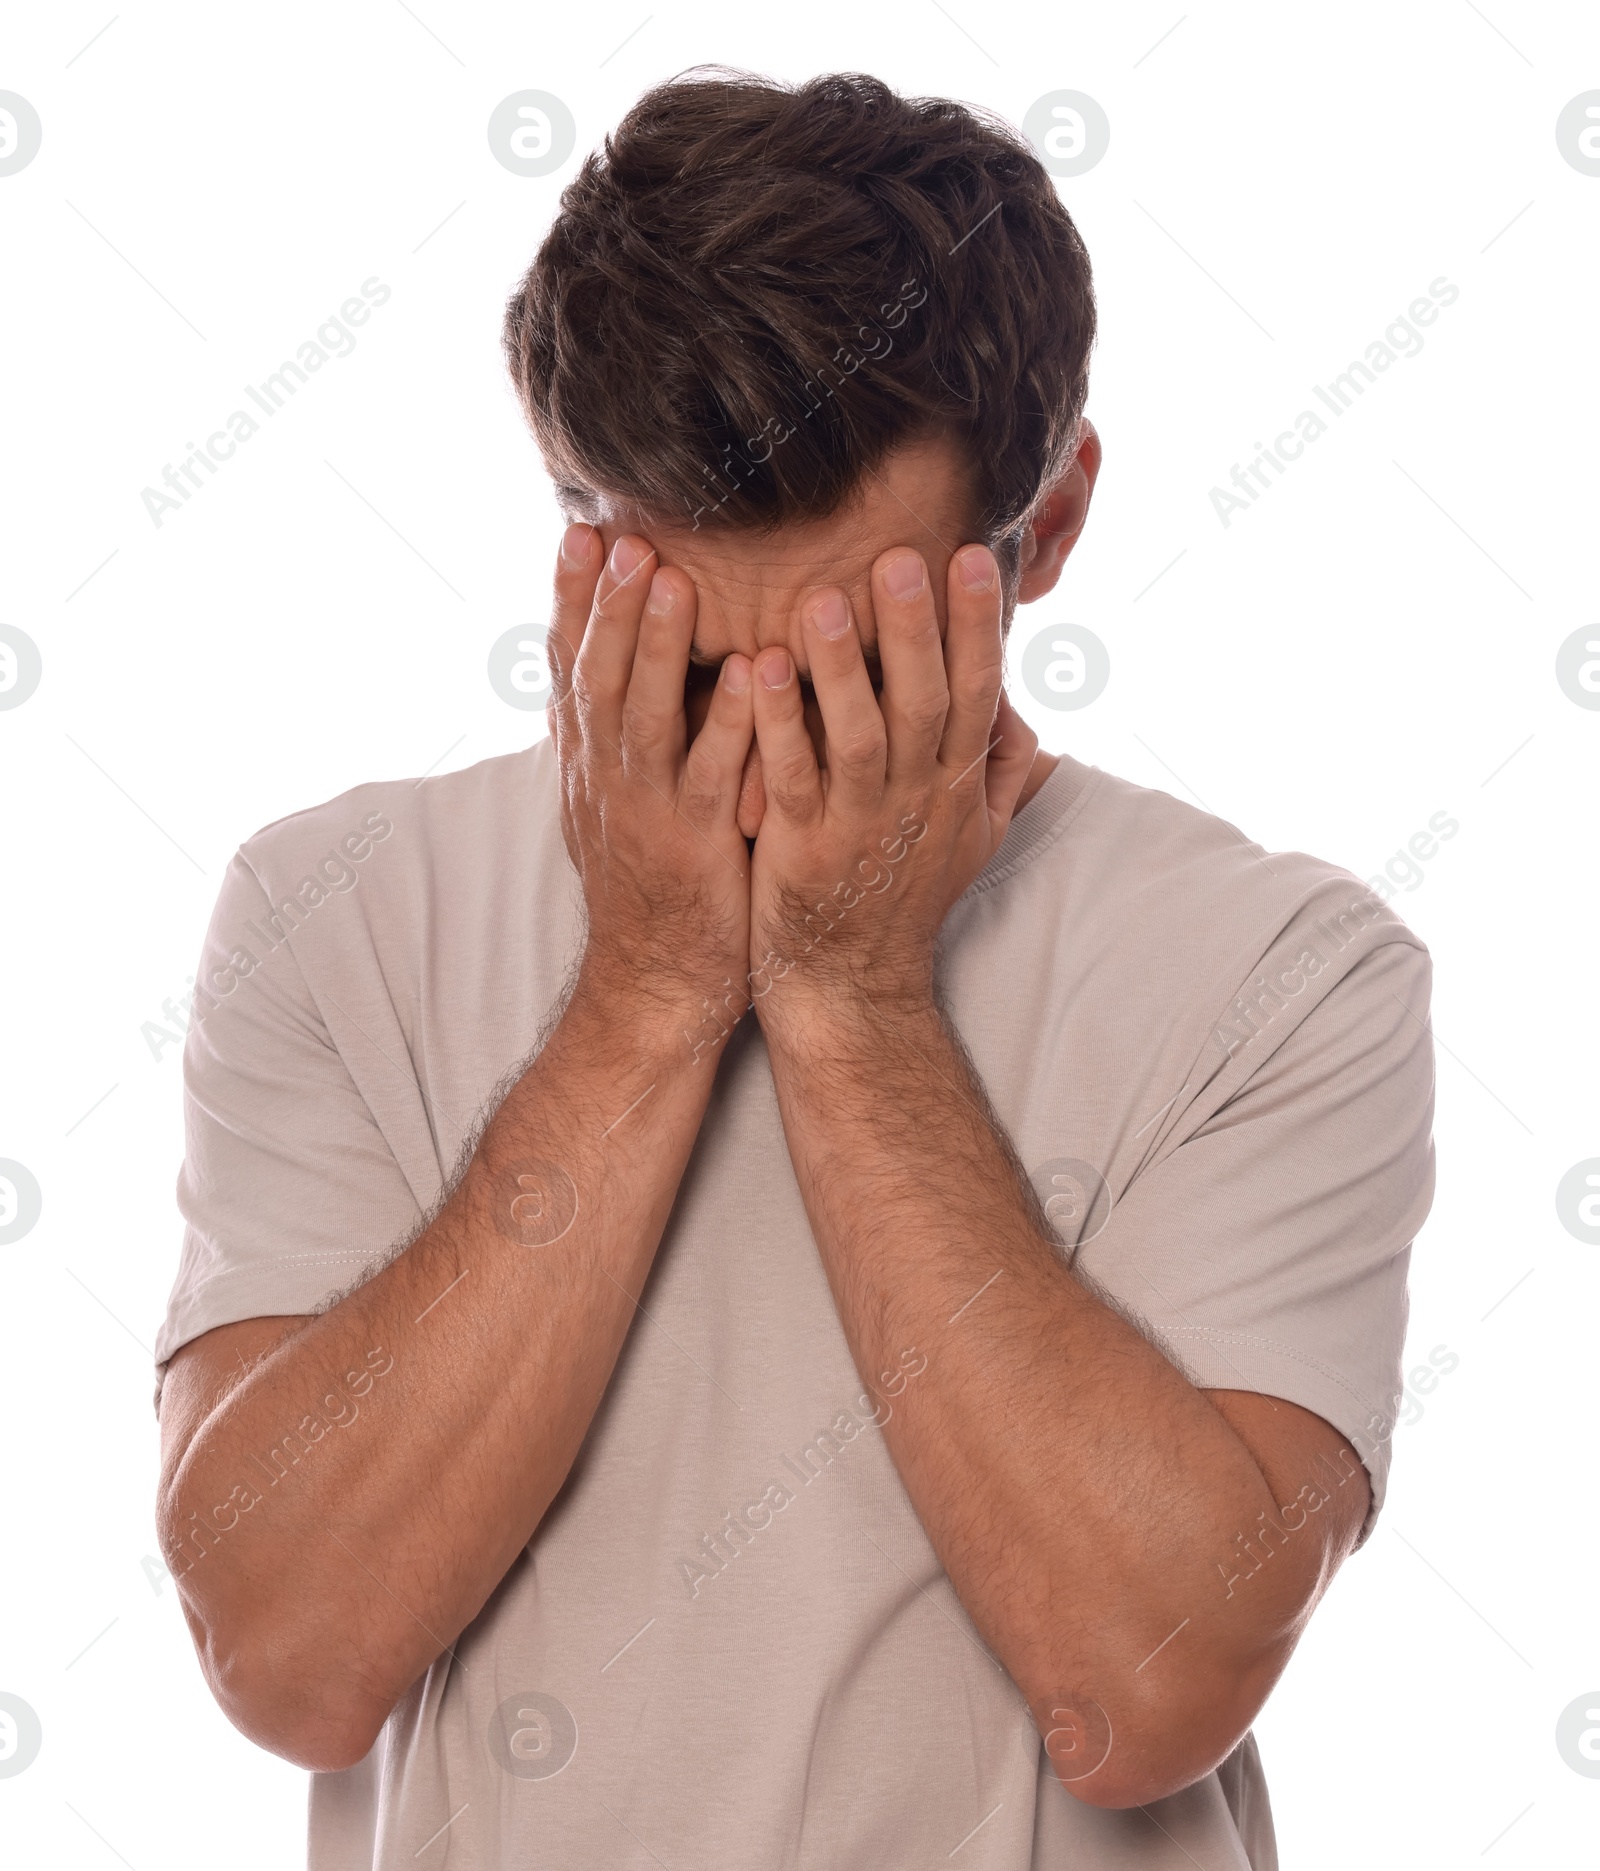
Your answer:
197,1621 -> 390,1774
1030,1658 -> 1282,1811
1044,1720 -> 1244,1813
1053,1748 -> 1208,1812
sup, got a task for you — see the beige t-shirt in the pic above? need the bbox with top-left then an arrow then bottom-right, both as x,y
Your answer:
156,739 -> 1435,1871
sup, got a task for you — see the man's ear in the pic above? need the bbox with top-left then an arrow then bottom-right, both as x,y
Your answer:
1015,421 -> 1102,605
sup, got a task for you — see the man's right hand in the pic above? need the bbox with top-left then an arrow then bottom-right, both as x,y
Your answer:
549,524 -> 755,1023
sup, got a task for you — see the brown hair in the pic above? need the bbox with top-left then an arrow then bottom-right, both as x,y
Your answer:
503,69 -> 1095,569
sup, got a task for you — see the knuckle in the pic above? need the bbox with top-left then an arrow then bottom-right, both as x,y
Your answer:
633,606 -> 679,656
946,763 -> 985,803
958,647 -> 1004,693
590,580 -> 633,626
834,723 -> 886,772
901,690 -> 949,738
894,613 -> 942,651
543,625 -> 574,675
952,672 -> 997,716
678,778 -> 725,827
619,697 -> 666,749
680,743 -> 726,805
767,760 -> 818,814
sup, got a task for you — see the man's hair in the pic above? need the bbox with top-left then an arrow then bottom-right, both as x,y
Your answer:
503,69 -> 1095,571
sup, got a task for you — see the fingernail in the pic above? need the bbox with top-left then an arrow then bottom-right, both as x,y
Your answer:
560,523 -> 593,568
609,535 -> 647,578
882,552 -> 925,601
722,655 -> 750,694
759,650 -> 792,689
807,592 -> 850,639
645,570 -> 676,616
956,545 -> 995,591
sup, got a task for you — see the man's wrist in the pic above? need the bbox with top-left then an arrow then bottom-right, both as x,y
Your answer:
568,949 -> 751,1073
755,973 -> 942,1062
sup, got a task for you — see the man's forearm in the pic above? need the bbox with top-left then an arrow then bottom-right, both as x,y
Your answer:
160,965 -> 717,1770
760,989 -> 1322,1804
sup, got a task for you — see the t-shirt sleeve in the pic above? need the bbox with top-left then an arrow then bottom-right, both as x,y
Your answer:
1078,933 -> 1435,1546
153,849 -> 425,1393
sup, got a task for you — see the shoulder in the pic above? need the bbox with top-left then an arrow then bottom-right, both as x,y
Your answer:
1033,758 -> 1430,983
963,758 -> 1432,1099
230,741 -> 557,896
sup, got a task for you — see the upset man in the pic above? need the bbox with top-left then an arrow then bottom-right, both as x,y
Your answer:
155,70 -> 1436,1870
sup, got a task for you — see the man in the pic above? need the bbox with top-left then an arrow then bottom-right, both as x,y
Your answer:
156,70 -> 1434,1869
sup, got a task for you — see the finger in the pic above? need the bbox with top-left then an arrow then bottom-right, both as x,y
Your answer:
621,565 -> 696,782
682,653 -> 756,833
574,533 -> 658,761
984,688 -> 1038,835
548,521 -> 601,730
938,543 -> 1006,785
871,547 -> 949,783
751,647 -> 824,826
801,587 -> 885,814
736,744 -> 765,841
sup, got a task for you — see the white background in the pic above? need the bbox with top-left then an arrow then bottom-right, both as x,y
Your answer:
1,1 -> 1596,1864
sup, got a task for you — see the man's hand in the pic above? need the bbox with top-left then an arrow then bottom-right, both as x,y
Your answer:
550,523 -> 755,1022
744,542 -> 1037,1017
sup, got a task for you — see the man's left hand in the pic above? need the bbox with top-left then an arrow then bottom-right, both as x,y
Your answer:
745,541 -> 1038,1022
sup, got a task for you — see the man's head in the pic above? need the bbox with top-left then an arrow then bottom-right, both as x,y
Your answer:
504,68 -> 1099,676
